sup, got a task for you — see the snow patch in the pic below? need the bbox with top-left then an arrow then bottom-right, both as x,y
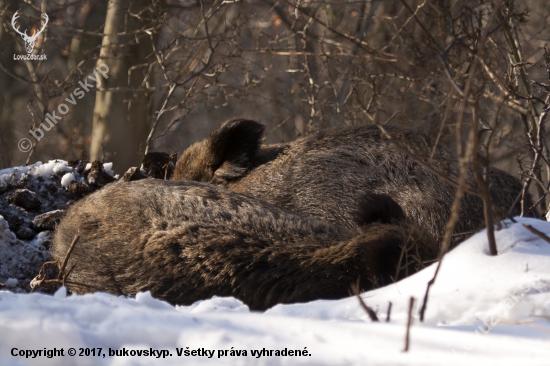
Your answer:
61,173 -> 75,187
35,231 -> 51,248
103,162 -> 114,176
54,286 -> 67,299
5,278 -> 18,287
178,296 -> 251,314
135,291 -> 174,311
0,215 -> 15,242
0,159 -> 115,293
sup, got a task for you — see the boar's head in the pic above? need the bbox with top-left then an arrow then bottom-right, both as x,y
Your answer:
174,118 -> 265,183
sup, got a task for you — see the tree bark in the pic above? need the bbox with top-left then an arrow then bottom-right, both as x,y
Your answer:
90,0 -> 130,167
90,0 -> 159,171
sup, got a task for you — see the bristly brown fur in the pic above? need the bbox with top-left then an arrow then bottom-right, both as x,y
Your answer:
51,179 -> 437,311
172,119 -> 539,246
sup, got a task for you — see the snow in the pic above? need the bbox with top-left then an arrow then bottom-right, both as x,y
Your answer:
4,278 -> 18,288
52,162 -> 71,175
0,160 -> 71,182
0,160 -> 113,185
0,215 -> 16,241
0,160 -> 115,293
103,163 -> 114,176
1,217 -> 549,365
0,215 -> 46,293
35,231 -> 52,248
53,286 -> 67,299
61,173 -> 75,187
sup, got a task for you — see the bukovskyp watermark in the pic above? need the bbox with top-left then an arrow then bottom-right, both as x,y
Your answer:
451,283 -> 544,355
11,11 -> 48,60
18,64 -> 110,153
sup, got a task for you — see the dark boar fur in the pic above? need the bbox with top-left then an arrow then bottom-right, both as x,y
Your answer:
51,179 -> 437,311
172,119 -> 538,246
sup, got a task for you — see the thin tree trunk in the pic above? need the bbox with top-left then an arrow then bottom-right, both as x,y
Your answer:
90,0 -> 130,167
66,0 -> 102,160
90,0 -> 158,171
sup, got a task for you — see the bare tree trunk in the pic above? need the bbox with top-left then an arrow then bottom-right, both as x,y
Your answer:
472,103 -> 497,255
66,0 -> 103,161
125,0 -> 157,161
90,0 -> 130,167
90,0 -> 159,171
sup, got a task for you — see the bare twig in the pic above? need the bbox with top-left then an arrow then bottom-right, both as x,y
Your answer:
30,234 -> 89,292
419,1 -> 502,321
403,296 -> 415,352
471,101 -> 498,256
351,283 -> 379,322
522,224 -> 550,245
59,234 -> 81,276
521,96 -> 550,215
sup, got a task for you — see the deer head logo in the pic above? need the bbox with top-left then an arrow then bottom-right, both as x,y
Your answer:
11,11 -> 48,54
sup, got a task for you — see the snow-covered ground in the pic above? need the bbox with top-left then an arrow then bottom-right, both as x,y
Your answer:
0,160 -> 114,293
1,216 -> 549,365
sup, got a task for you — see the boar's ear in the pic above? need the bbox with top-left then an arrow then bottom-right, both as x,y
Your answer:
208,118 -> 265,180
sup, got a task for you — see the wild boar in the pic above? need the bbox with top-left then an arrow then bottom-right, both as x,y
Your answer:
51,179 -> 436,310
172,118 -> 537,246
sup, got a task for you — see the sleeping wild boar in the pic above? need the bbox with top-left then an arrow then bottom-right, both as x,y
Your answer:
172,119 -> 537,247
51,179 -> 437,310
